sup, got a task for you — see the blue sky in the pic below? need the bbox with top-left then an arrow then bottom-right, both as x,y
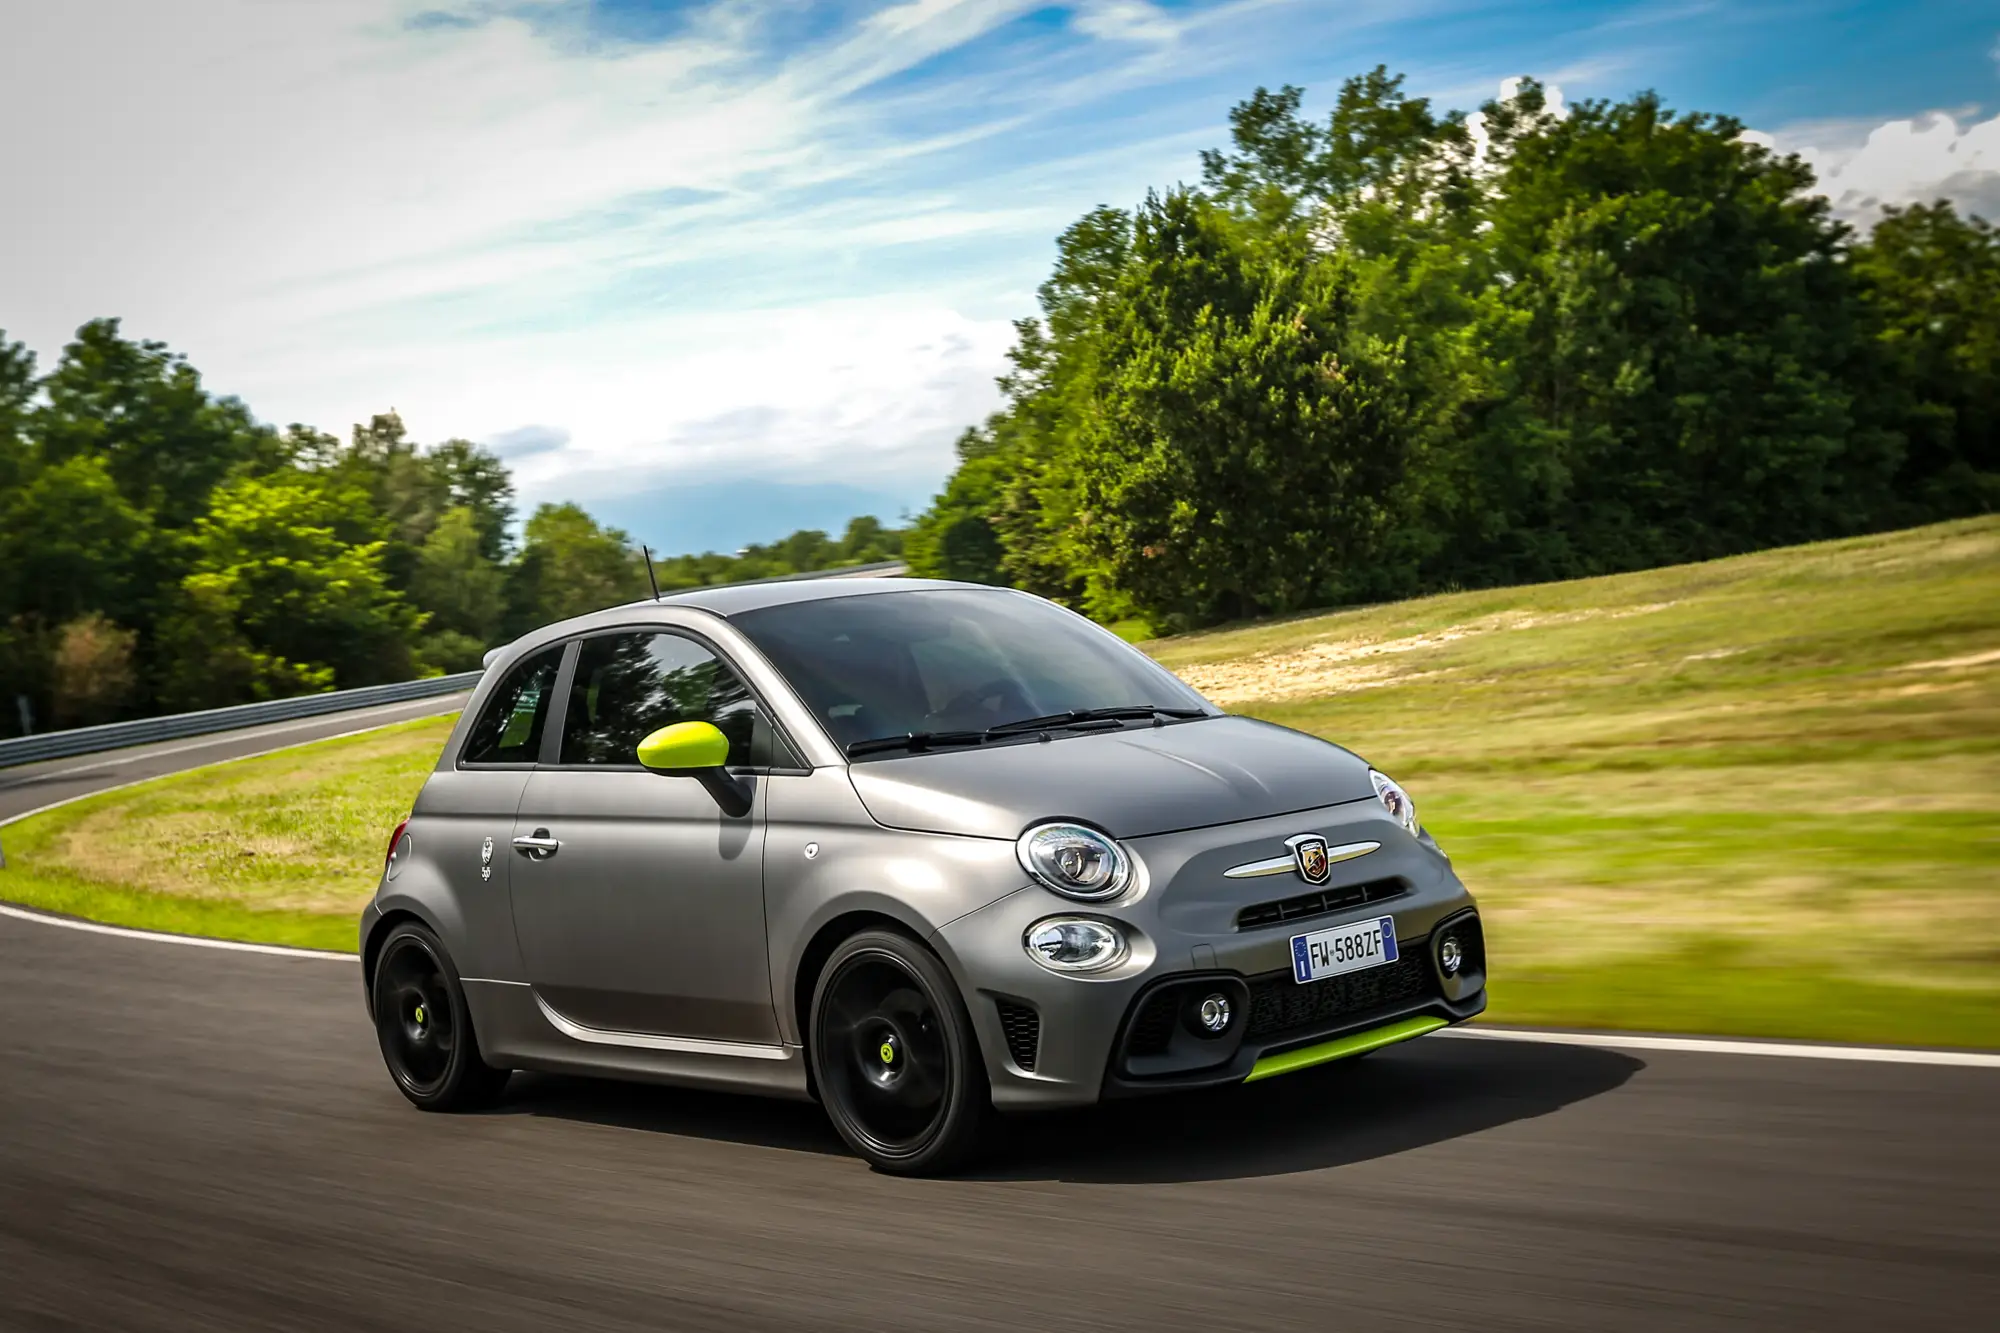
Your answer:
4,1 -> 1996,555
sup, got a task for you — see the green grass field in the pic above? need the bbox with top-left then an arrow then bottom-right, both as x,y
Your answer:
4,518 -> 1996,1043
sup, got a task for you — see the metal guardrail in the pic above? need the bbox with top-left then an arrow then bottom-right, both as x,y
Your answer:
0,672 -> 485,770
0,559 -> 914,770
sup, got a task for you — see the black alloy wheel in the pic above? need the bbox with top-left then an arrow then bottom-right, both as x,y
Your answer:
370,921 -> 510,1112
810,930 -> 991,1175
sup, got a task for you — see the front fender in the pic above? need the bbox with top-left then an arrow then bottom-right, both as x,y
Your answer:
762,768 -> 1028,1045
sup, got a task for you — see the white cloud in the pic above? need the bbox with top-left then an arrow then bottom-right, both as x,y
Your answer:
1073,1 -> 1181,45
0,0 -> 1061,519
1752,109 -> 2000,225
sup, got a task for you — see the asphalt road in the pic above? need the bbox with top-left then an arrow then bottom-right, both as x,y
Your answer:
0,694 -> 469,824
0,705 -> 1994,1331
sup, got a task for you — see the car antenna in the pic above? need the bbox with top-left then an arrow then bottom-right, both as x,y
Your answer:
642,545 -> 662,602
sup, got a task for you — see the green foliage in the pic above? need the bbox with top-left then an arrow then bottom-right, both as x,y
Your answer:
1850,203 -> 2000,513
161,472 -> 425,706
502,502 -> 649,635
1078,190 -> 1407,626
910,68 -> 2000,626
34,319 -> 284,528
412,506 -> 506,645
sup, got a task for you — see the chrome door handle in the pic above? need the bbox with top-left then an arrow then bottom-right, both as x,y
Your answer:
512,829 -> 561,860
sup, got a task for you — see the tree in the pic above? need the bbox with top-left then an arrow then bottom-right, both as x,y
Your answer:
0,332 -> 34,495
1077,190 -> 1409,625
428,438 -> 517,563
33,318 -> 283,528
1851,202 -> 2000,513
411,505 -> 507,669
503,502 -> 647,635
0,455 -> 151,630
157,472 -> 426,707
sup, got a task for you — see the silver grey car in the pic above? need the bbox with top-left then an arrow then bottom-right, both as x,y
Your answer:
360,577 -> 1487,1174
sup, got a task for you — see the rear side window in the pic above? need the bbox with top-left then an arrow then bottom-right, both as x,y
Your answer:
559,632 -> 760,767
461,645 -> 564,765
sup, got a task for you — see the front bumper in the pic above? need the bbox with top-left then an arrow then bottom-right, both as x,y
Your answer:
933,804 -> 1486,1110
1096,908 -> 1486,1098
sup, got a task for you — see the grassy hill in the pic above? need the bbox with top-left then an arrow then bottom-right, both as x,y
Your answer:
4,518 -> 1995,1044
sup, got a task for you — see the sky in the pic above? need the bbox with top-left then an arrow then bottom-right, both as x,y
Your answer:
3,0 -> 1997,556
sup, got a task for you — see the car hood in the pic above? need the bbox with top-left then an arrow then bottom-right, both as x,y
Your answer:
843,715 -> 1378,840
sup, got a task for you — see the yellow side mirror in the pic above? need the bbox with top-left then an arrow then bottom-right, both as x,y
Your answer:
636,721 -> 729,771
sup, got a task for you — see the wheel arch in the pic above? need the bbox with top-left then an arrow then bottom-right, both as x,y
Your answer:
360,906 -> 444,1017
790,908 -> 929,1060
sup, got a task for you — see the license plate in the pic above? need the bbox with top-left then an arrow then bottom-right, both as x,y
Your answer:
1290,916 -> 1398,985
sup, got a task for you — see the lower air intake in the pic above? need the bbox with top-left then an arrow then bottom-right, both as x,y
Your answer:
994,998 -> 1041,1072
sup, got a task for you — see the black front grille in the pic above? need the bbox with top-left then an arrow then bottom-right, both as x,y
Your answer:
994,999 -> 1041,1071
1245,952 -> 1436,1044
1236,876 -> 1407,931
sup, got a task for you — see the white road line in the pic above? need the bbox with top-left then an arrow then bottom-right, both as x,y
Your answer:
1437,1025 -> 2000,1068
0,902 -> 352,961
1,891 -> 1996,1068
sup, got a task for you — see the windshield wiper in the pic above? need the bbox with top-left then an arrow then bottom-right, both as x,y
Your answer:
983,705 -> 1209,738
844,730 -> 990,758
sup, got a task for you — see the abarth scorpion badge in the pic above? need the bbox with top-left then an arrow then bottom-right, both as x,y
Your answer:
480,836 -> 494,882
1288,834 -> 1332,885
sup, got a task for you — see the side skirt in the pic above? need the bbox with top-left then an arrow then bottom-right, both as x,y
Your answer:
463,979 -> 813,1100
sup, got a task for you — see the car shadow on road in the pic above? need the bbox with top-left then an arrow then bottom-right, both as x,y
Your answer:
492,1074 -> 851,1157
975,1037 -> 1643,1184
489,1035 -> 1641,1184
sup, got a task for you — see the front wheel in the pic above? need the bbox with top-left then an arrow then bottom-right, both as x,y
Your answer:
371,921 -> 510,1112
809,930 -> 992,1175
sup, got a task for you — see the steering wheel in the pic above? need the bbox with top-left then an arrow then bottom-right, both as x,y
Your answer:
932,677 -> 1030,726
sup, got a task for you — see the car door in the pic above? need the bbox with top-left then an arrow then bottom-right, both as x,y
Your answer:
424,642 -> 565,974
508,627 -> 780,1046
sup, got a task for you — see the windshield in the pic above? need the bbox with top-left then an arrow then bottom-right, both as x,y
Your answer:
730,588 -> 1210,752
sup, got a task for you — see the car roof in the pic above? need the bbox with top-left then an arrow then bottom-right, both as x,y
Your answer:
479,576 -> 1022,671
641,574 -> 996,617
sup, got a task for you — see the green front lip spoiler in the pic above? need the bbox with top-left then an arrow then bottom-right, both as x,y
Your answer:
1242,1015 -> 1450,1083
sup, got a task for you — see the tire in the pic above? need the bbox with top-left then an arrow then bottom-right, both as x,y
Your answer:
370,921 -> 510,1112
808,929 -> 992,1176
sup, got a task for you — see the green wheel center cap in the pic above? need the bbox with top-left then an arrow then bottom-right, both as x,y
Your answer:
879,1039 -> 896,1065
414,1004 -> 427,1025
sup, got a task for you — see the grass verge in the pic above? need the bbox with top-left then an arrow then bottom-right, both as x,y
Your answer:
0,715 -> 457,953
1149,517 -> 2000,1047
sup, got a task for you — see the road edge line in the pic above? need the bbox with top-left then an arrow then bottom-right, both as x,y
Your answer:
0,708 -> 462,962
1436,1025 -> 2000,1068
0,901 -> 353,961
3,891 -> 1995,1066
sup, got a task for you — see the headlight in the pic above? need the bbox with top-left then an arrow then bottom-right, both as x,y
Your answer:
1016,822 -> 1132,901
1024,917 -> 1127,973
1370,769 -> 1420,835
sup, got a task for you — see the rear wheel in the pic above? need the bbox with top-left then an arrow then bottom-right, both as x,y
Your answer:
371,921 -> 510,1111
809,930 -> 991,1175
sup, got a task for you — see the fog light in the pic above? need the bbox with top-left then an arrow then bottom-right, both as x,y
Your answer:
1439,934 -> 1464,975
1197,994 -> 1232,1034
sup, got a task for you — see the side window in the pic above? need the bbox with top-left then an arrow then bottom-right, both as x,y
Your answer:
461,645 -> 564,765
559,632 -> 760,767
